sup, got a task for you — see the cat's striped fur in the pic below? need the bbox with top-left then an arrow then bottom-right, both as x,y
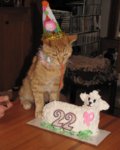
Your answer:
19,34 -> 77,118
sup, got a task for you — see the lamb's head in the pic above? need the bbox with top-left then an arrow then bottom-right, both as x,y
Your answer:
80,90 -> 109,111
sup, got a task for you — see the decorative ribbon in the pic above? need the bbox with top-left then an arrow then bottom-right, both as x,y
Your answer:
59,64 -> 64,90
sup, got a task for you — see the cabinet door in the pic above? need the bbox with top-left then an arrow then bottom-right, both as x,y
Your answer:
0,9 -> 32,91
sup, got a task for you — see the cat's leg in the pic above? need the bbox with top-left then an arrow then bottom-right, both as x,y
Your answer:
49,77 -> 64,101
19,79 -> 34,110
31,81 -> 44,118
50,91 -> 60,101
34,92 -> 44,118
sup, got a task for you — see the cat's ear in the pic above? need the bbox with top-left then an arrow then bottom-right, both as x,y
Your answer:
67,34 -> 77,44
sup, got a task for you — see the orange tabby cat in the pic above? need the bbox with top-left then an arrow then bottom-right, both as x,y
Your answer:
19,34 -> 77,118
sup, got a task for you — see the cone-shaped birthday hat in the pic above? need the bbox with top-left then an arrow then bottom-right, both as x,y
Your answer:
42,0 -> 64,40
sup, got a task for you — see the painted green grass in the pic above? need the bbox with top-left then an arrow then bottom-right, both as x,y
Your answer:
40,121 -> 92,140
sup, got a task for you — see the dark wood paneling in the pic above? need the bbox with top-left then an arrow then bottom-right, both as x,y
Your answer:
0,8 -> 32,91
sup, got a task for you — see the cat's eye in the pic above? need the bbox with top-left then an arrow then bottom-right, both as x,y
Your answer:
63,53 -> 69,57
52,53 -> 57,57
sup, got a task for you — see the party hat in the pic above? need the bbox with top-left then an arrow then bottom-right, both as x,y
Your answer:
42,0 -> 64,40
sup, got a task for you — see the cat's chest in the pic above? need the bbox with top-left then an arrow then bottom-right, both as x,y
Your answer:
43,78 -> 56,91
32,63 -> 61,80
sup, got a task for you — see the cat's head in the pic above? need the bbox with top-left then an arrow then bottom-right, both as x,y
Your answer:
41,34 -> 77,66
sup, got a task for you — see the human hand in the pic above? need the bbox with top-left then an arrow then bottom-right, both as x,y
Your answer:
0,96 -> 13,118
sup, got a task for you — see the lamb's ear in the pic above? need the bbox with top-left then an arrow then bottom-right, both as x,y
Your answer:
80,92 -> 88,102
99,99 -> 110,111
68,34 -> 77,44
91,90 -> 99,95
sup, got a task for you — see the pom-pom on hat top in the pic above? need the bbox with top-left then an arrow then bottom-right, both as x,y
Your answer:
42,0 -> 64,40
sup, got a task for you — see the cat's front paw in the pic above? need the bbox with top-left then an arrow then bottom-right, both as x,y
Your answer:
22,101 -> 32,110
35,111 -> 43,118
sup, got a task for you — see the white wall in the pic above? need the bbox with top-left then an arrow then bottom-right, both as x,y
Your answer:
100,0 -> 111,37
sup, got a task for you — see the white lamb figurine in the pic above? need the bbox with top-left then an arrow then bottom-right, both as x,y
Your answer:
42,90 -> 109,135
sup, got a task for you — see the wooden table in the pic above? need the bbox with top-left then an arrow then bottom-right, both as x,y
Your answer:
0,100 -> 120,150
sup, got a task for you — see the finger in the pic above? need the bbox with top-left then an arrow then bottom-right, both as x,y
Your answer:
6,101 -> 13,109
0,96 -> 9,102
0,105 -> 8,112
0,113 -> 5,118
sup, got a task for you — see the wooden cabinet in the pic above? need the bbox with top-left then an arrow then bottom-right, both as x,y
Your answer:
0,8 -> 32,91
